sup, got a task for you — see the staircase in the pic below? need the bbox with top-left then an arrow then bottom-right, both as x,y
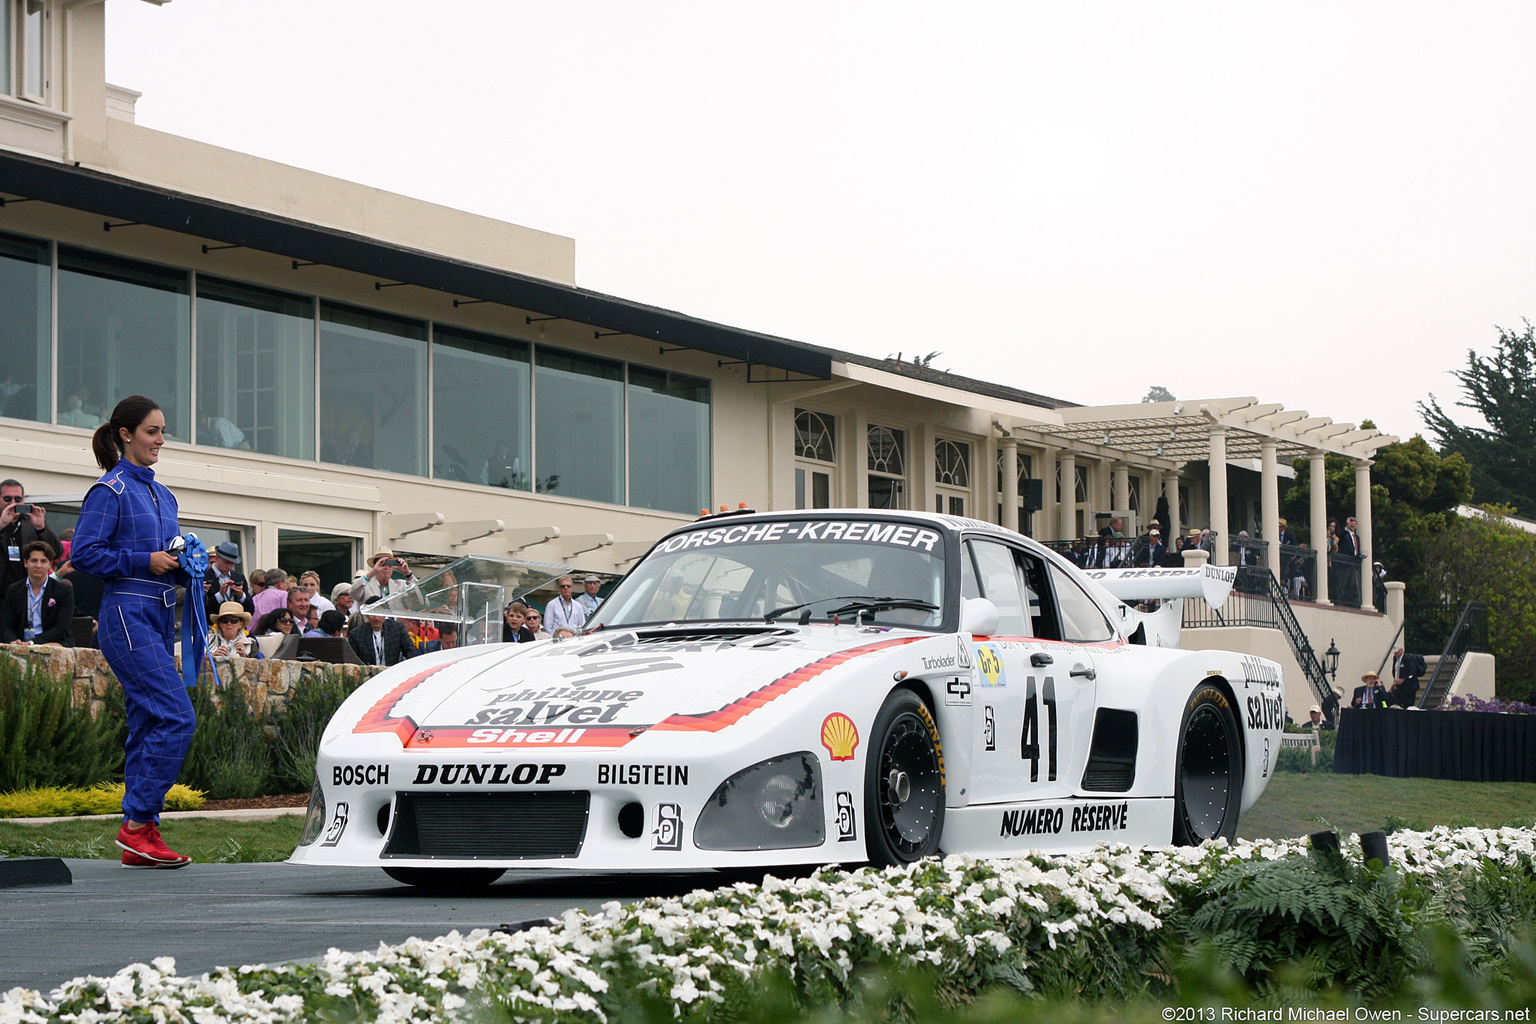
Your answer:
1255,569 -> 1335,708
1417,602 -> 1488,709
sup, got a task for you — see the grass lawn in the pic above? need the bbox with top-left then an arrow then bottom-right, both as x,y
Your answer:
1237,772 -> 1536,841
0,815 -> 305,863
3,775 -> 1533,862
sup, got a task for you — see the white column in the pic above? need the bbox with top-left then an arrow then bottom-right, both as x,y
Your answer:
1000,438 -> 1019,532
1112,462 -> 1130,521
1356,459 -> 1375,612
1310,451 -> 1330,606
1164,470 -> 1182,541
1039,447 -> 1058,542
1208,429 -> 1229,565
1260,439 -> 1280,578
1058,452 -> 1077,541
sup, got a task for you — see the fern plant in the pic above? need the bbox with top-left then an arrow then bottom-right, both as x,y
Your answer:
1176,842 -> 1422,998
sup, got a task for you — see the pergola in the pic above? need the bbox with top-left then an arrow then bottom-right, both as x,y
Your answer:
1019,398 -> 1397,608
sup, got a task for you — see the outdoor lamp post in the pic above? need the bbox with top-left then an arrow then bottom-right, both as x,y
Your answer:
1325,639 -> 1340,684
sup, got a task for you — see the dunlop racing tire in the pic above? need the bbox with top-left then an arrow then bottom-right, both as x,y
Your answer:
1171,685 -> 1243,845
864,689 -> 946,866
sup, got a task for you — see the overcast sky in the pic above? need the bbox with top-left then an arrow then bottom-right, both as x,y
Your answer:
105,2 -> 1536,443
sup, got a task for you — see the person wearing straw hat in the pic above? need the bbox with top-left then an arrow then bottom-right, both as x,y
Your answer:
205,601 -> 260,659
1352,671 -> 1388,709
353,545 -> 415,606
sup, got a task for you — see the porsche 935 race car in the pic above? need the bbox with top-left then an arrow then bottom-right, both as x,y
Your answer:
291,509 -> 1284,887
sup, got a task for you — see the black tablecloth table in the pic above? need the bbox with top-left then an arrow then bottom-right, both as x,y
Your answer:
1333,708 -> 1536,782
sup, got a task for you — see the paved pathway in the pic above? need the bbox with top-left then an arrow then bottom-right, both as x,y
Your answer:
0,859 -> 722,995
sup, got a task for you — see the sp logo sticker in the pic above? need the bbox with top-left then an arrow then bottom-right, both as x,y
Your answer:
821,713 -> 860,761
322,801 -> 348,847
984,706 -> 996,751
836,791 -> 857,841
975,644 -> 1006,688
651,803 -> 682,851
944,676 -> 972,706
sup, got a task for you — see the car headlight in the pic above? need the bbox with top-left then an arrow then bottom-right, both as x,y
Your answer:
298,776 -> 326,847
694,752 -> 824,851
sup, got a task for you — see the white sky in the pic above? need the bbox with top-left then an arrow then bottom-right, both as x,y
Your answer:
104,1 -> 1536,442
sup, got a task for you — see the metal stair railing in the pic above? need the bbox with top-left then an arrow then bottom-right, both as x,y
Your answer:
1418,601 -> 1489,709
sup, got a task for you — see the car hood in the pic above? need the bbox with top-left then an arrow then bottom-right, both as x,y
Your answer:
349,626 -> 938,751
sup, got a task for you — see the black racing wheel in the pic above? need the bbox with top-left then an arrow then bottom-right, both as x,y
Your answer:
863,689 -> 946,866
383,867 -> 506,889
1171,685 -> 1243,845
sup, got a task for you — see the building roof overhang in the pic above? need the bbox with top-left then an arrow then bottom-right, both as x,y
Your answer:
0,150 -> 834,380
1031,397 -> 1398,463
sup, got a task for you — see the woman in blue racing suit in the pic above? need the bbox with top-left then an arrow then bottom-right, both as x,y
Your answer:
71,395 -> 196,868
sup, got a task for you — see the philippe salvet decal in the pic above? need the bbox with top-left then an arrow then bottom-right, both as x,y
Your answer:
999,802 -> 1130,838
836,791 -> 857,842
597,764 -> 690,786
411,763 -> 567,786
332,764 -> 389,786
469,685 -> 645,726
1246,690 -> 1284,731
322,802 -> 348,847
653,520 -> 941,554
944,675 -> 972,707
984,706 -> 996,751
652,803 -> 683,851
1240,655 -> 1282,688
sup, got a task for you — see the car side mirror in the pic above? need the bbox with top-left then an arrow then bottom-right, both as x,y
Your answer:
961,597 -> 998,636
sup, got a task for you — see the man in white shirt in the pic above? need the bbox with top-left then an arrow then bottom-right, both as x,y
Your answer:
544,576 -> 588,634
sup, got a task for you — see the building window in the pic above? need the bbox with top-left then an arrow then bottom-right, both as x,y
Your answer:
867,424 -> 907,509
934,437 -> 970,516
278,528 -> 358,593
795,409 -> 835,462
794,409 -> 835,509
0,230 -> 49,424
432,326 -> 530,488
535,347 -> 623,503
318,302 -> 426,475
4,0 -> 48,103
57,247 -> 190,442
628,366 -> 709,515
196,277 -> 315,459
1128,474 -> 1141,515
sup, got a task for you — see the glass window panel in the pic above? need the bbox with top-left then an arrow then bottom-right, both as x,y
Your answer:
22,0 -> 44,100
1047,563 -> 1116,642
794,409 -> 835,462
969,540 -> 1028,635
0,231 -> 49,423
1,1 -> 11,97
196,276 -> 314,459
433,326 -> 530,488
534,347 -> 623,504
58,247 -> 190,441
318,302 -> 426,475
628,366 -> 709,514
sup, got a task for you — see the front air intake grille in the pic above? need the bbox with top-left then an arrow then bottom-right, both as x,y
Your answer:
382,792 -> 590,859
1081,709 -> 1139,792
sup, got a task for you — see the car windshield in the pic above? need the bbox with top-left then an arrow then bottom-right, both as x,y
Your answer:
588,518 -> 950,631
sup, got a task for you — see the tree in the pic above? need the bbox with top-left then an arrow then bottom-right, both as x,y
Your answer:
1280,429 -> 1472,595
1420,320 -> 1536,515
1142,386 -> 1176,403
1419,507 -> 1536,702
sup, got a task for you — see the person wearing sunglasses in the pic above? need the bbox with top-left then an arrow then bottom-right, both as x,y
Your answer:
543,576 -> 588,635
205,601 -> 260,659
254,608 -> 296,636
0,477 -> 61,597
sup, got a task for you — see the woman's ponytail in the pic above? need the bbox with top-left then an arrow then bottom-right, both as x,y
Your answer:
92,395 -> 162,472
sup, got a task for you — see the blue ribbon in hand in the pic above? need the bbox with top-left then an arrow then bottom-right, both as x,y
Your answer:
168,533 -> 213,688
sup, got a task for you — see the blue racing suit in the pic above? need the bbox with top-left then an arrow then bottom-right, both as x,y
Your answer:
70,460 -> 194,824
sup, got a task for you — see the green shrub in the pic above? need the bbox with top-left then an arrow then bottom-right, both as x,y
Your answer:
1275,728 -> 1335,773
266,670 -> 362,794
179,682 -> 272,798
0,783 -> 204,818
0,657 -> 122,791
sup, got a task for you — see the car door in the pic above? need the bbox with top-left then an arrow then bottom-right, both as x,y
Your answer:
966,539 -> 1094,805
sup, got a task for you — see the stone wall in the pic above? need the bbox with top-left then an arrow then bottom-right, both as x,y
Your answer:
0,644 -> 381,717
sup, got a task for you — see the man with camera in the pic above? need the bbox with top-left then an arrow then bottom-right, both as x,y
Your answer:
0,479 -> 61,596
203,540 -> 253,618
353,546 -> 416,607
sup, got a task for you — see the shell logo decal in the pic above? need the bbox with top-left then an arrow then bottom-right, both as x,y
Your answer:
821,713 -> 860,761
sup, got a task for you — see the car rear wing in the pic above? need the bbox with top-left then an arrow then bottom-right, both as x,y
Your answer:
1083,563 -> 1236,609
1081,563 -> 1237,649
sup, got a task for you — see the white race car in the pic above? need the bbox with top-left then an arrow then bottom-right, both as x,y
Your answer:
291,509 -> 1284,887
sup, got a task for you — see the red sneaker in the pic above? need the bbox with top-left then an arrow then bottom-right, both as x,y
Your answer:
115,823 -> 191,867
